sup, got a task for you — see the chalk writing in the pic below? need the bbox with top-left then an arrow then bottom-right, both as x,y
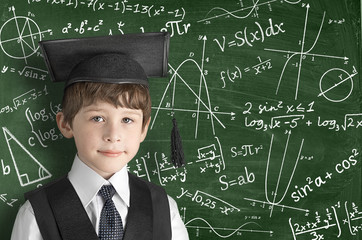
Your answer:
289,201 -> 362,239
1,159 -> 11,175
213,18 -> 285,51
27,0 -> 183,18
194,137 -> 225,173
177,188 -> 240,215
230,144 -> 263,158
61,19 -> 104,34
219,166 -> 255,191
0,193 -> 18,207
13,85 -> 49,110
25,103 -> 63,147
1,65 -> 48,80
128,151 -> 188,186
161,20 -> 191,37
154,151 -> 188,185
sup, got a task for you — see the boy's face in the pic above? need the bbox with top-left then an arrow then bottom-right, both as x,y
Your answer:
57,99 -> 150,179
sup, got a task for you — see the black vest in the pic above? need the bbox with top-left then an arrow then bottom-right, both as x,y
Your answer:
25,173 -> 171,240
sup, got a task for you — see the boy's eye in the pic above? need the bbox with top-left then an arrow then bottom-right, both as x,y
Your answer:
92,116 -> 105,122
122,117 -> 133,124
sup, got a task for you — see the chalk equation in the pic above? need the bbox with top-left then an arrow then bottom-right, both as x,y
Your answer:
177,188 -> 240,215
291,149 -> 359,203
25,102 -> 63,147
220,56 -> 272,88
0,193 -> 18,207
28,0 -> 185,19
289,201 -> 362,239
213,18 -> 285,51
0,85 -> 49,116
128,151 -> 187,186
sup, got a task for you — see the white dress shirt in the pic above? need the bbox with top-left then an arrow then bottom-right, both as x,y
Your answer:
11,156 -> 189,240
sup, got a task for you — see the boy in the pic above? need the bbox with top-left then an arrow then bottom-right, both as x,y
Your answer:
11,33 -> 189,240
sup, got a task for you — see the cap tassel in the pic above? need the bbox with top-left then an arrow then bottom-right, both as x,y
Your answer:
171,117 -> 185,168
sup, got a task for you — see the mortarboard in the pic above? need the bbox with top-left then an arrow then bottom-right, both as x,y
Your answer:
39,32 -> 185,168
39,32 -> 170,88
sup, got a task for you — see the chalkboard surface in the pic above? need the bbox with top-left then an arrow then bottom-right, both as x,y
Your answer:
0,0 -> 361,239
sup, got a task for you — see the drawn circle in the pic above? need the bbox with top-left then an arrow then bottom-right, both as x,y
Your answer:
0,16 -> 42,59
319,68 -> 353,102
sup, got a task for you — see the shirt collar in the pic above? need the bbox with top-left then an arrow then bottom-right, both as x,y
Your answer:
68,155 -> 130,208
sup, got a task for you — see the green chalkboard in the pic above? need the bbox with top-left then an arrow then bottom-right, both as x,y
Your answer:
0,0 -> 361,239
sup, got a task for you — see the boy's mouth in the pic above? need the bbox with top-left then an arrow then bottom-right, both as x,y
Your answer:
97,150 -> 123,157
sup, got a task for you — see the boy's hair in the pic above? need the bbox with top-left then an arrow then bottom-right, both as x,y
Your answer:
61,82 -> 151,130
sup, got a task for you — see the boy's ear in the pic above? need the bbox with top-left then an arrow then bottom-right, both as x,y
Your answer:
140,117 -> 151,142
56,112 -> 74,139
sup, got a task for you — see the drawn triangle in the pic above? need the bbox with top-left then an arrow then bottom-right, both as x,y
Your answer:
21,18 -> 38,52
2,127 -> 52,187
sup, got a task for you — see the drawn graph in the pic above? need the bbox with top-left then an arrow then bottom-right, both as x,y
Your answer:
197,0 -> 301,23
2,127 -> 52,187
183,208 -> 273,238
265,5 -> 356,101
186,218 -> 272,238
150,36 -> 233,139
244,132 -> 308,217
0,6 -> 52,63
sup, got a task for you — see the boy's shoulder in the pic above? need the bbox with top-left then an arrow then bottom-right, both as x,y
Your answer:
24,175 -> 68,200
127,172 -> 172,238
128,172 -> 167,197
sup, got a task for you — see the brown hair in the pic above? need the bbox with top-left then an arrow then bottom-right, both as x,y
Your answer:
61,82 -> 151,130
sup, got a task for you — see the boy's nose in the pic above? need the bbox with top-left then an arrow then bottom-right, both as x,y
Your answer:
104,123 -> 121,143
105,136 -> 121,143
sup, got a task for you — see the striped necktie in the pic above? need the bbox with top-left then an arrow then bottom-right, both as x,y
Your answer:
98,185 -> 124,240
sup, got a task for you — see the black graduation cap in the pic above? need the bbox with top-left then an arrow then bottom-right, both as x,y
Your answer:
39,32 -> 185,168
39,32 -> 170,88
